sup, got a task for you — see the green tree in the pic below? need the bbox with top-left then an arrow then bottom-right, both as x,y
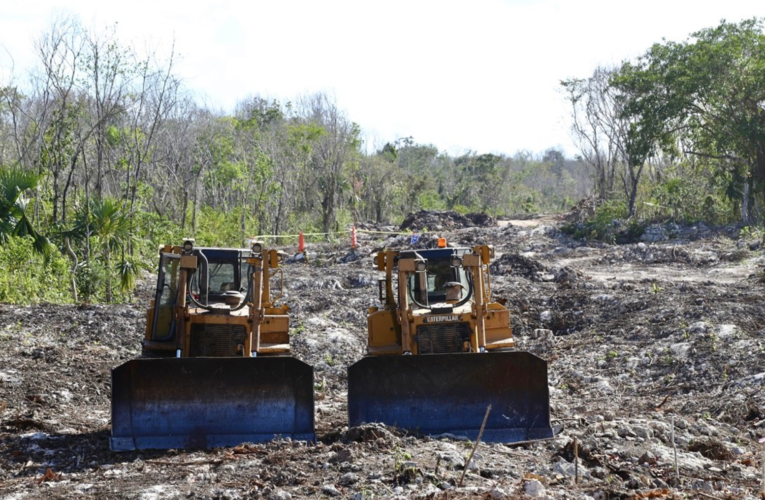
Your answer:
615,18 -> 765,222
0,165 -> 49,253
396,142 -> 440,214
300,93 -> 360,235
70,197 -> 138,302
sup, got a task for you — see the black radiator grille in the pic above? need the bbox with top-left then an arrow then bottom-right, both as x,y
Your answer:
416,322 -> 472,354
189,324 -> 247,357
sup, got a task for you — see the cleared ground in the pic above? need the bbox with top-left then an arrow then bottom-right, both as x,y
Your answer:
1,211 -> 764,499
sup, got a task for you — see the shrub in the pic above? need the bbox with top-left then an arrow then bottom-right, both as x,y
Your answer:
0,236 -> 73,304
562,200 -> 647,244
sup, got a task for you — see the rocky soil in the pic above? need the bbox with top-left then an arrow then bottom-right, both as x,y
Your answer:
3,210 -> 765,499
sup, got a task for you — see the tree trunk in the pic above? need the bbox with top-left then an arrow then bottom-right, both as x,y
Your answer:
181,189 -> 188,231
64,237 -> 78,303
96,134 -> 103,200
52,170 -> 60,224
274,192 -> 284,239
240,193 -> 246,247
61,151 -> 80,224
83,151 -> 92,265
597,159 -> 608,200
192,202 -> 197,234
321,187 -> 335,238
105,244 -> 112,304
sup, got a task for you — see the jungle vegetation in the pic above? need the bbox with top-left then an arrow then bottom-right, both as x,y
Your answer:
1,16 -> 763,303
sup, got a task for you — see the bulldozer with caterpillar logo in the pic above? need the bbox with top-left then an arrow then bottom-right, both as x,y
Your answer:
110,239 -> 314,451
348,240 -> 553,442
110,236 -> 550,449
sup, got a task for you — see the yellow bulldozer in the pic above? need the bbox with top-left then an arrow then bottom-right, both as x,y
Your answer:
348,242 -> 553,442
110,240 -> 314,451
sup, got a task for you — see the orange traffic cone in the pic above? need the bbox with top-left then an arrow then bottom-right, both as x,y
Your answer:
298,232 -> 305,253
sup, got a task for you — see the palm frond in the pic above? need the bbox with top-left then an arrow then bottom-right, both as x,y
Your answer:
0,165 -> 47,253
11,216 -> 50,254
117,258 -> 143,294
0,167 -> 39,206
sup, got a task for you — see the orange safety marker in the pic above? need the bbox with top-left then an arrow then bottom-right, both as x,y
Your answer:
351,226 -> 357,249
298,232 -> 305,253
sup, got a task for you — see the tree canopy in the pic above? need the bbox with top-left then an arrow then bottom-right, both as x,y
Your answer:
614,18 -> 765,221
0,16 -> 590,303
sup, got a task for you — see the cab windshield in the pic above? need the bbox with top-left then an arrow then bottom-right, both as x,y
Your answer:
189,248 -> 250,305
407,250 -> 471,307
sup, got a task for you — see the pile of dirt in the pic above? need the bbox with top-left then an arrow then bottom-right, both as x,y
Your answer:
490,252 -> 550,279
400,210 -> 495,231
561,196 -> 602,223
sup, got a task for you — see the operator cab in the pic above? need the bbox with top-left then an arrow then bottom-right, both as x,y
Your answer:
190,248 -> 251,306
403,248 -> 472,309
152,247 -> 253,335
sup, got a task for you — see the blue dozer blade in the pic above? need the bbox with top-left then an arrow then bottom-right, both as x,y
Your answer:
348,352 -> 552,442
111,357 -> 314,451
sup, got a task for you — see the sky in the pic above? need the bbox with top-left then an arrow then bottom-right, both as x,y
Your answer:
0,0 -> 761,157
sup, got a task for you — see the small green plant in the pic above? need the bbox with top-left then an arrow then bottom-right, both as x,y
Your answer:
290,322 -> 305,336
607,350 -> 618,359
393,449 -> 418,483
623,217 -> 647,242
562,199 -> 627,243
661,348 -> 674,365
314,377 -> 326,392
707,331 -> 718,351
324,352 -> 336,366
651,283 -> 662,294
355,488 -> 375,499
739,225 -> 763,240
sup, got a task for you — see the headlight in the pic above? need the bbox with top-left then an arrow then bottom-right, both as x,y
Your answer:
450,256 -> 463,268
182,239 -> 194,253
415,260 -> 427,272
251,242 -> 263,254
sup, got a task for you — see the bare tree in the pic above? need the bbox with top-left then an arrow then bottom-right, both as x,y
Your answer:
298,93 -> 360,235
121,41 -> 181,215
562,67 -> 621,202
78,24 -> 133,201
31,15 -> 86,224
